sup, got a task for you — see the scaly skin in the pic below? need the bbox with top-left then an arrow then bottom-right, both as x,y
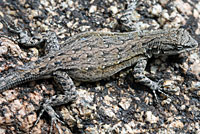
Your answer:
0,28 -> 198,133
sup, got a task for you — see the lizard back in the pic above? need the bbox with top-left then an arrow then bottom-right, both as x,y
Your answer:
35,29 -> 192,81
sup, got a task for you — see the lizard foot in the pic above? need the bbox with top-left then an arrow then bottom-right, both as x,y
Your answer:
151,80 -> 171,103
31,99 -> 70,134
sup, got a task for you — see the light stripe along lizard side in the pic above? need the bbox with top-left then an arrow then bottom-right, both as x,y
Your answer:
0,27 -> 198,133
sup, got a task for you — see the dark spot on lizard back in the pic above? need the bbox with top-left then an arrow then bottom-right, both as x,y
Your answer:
49,56 -> 54,60
57,53 -> 65,56
54,61 -> 62,65
39,66 -> 46,72
35,59 -> 41,64
72,48 -> 81,52
71,57 -> 79,61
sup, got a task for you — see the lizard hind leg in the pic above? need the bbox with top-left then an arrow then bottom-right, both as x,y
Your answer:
32,71 -> 77,134
1,19 -> 60,54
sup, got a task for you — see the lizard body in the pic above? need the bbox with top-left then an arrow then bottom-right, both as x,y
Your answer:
0,28 -> 198,133
1,29 -> 197,88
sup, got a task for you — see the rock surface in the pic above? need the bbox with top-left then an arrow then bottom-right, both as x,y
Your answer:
0,0 -> 199,133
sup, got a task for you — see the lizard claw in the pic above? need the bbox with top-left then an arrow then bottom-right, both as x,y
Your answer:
152,81 -> 171,103
157,79 -> 164,86
49,114 -> 65,134
31,100 -> 66,134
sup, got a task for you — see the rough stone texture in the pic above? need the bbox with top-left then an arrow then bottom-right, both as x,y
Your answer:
0,0 -> 199,134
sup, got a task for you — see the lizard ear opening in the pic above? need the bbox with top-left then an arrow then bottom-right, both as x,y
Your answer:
152,49 -> 160,55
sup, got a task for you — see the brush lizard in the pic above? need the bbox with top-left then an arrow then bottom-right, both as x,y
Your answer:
0,26 -> 198,133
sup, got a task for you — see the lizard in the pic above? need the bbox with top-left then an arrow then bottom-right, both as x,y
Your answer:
0,21 -> 198,133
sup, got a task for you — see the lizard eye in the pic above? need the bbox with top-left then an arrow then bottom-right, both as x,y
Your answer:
177,45 -> 183,50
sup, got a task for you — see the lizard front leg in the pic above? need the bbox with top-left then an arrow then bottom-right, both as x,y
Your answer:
34,71 -> 77,134
133,59 -> 168,102
120,0 -> 140,31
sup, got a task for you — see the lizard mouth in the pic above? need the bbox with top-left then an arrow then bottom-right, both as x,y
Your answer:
161,46 -> 198,55
161,39 -> 198,55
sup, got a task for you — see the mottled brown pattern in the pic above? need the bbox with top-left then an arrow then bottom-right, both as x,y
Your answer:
0,28 -> 198,134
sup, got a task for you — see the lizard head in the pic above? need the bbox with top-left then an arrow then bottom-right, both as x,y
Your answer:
151,28 -> 198,55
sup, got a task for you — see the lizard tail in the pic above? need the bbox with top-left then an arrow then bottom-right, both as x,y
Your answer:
0,72 -> 44,93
